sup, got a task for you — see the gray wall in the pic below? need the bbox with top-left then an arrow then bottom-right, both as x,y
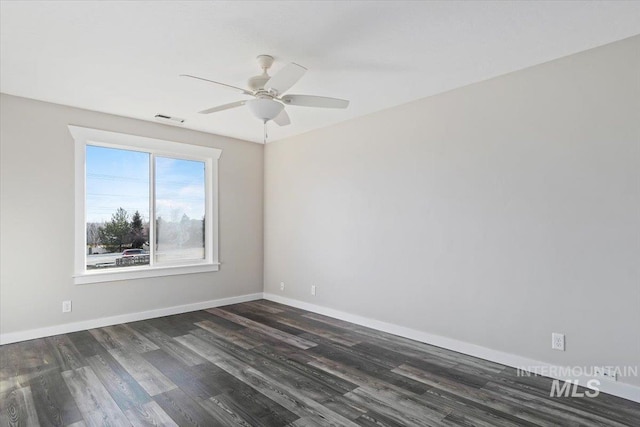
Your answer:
0,94 -> 264,335
264,36 -> 640,386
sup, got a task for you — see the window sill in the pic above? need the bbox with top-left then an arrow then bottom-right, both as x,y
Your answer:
74,263 -> 220,285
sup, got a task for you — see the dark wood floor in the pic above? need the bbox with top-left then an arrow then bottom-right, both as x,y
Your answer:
1,300 -> 638,426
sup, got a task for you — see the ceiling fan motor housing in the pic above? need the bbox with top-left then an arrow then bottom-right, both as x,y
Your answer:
248,74 -> 270,91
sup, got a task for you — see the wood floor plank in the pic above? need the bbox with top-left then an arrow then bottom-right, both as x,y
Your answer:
438,411 -> 519,427
354,410 -> 408,427
142,349 -> 224,402
214,391 -> 299,426
303,312 -> 503,373
277,318 -> 361,347
95,324 -> 160,353
249,337 -> 317,365
129,321 -> 207,366
345,386 -> 445,427
61,366 -> 130,426
206,307 -> 318,349
0,385 -> 41,427
302,335 -> 400,370
29,370 -> 84,427
354,341 -> 458,370
197,311 -> 247,332
189,327 -> 358,399
45,335 -> 87,371
1,339 -> 59,381
286,416 -> 327,426
147,311 -> 218,339
194,361 -> 298,426
144,311 -> 212,337
124,400 -> 178,427
495,368 -> 640,424
393,364 -> 549,426
176,333 -> 357,426
250,345 -> 358,397
88,327 -> 123,351
194,320 -> 261,350
214,357 -> 360,426
187,327 -> 257,359
395,357 -> 490,390
174,334 -> 226,365
109,347 -> 177,396
314,394 -> 368,422
483,380 -> 633,427
0,375 -> 25,397
152,387 -> 220,427
220,305 -> 312,336
243,300 -> 286,314
193,327 -> 357,403
86,352 -> 152,412
253,300 -> 309,316
309,343 -> 429,395
143,316 -> 199,338
0,343 -> 21,382
189,362 -> 249,398
196,395 -> 254,426
242,350 -> 345,403
67,330 -> 110,359
307,355 -> 467,425
235,326 -> 318,363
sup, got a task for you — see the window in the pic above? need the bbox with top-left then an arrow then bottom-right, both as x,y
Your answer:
70,126 -> 221,284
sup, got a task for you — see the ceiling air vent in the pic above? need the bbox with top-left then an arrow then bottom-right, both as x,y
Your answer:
154,114 -> 185,124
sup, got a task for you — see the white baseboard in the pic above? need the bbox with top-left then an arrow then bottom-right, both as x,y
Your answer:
263,293 -> 640,403
0,292 -> 263,345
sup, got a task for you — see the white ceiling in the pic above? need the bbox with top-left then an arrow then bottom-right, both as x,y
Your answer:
1,1 -> 639,144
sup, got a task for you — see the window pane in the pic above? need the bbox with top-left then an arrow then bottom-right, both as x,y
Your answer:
86,145 -> 150,270
155,157 -> 206,264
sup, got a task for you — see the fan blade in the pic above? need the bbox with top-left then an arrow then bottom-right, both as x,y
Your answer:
180,74 -> 253,96
264,63 -> 306,95
280,94 -> 349,109
198,100 -> 246,114
273,109 -> 291,126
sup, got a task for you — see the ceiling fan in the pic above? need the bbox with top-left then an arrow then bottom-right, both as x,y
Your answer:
181,55 -> 349,128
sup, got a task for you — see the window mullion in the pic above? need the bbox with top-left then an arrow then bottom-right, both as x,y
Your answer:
149,153 -> 156,266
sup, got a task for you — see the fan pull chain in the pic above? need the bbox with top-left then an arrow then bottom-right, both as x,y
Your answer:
263,121 -> 268,144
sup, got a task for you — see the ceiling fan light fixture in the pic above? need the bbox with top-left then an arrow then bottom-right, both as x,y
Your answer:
247,98 -> 284,122
183,54 -> 349,133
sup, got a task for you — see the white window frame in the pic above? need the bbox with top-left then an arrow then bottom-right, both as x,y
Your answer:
69,125 -> 221,285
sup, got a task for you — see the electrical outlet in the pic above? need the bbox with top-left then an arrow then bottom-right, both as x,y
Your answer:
280,282 -> 285,291
594,366 -> 617,381
311,285 -> 316,296
62,300 -> 72,313
552,333 -> 565,351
